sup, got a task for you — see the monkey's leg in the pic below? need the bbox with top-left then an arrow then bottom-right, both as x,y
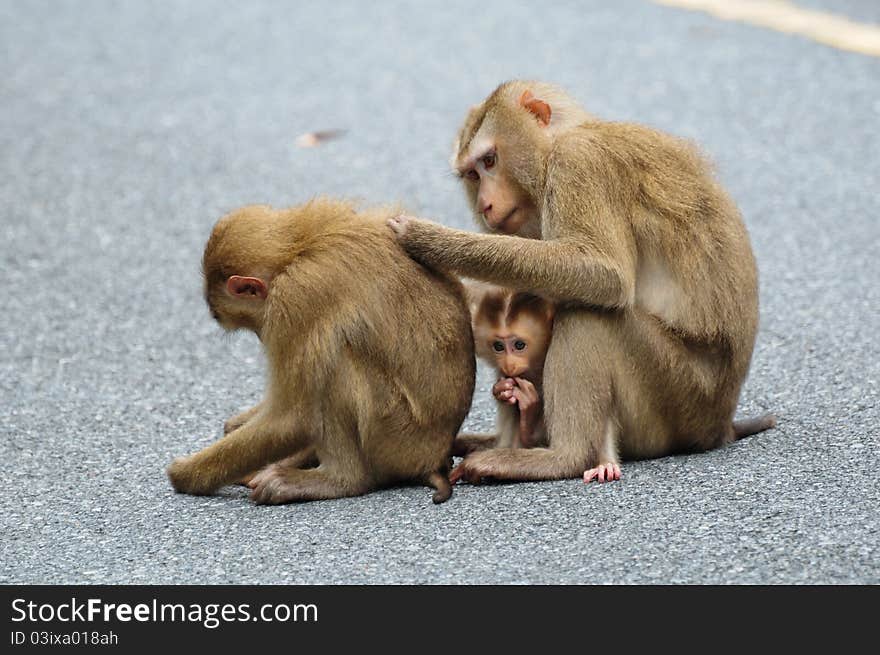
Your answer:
167,414 -> 306,496
223,402 -> 264,435
451,311 -> 619,484
249,426 -> 370,504
452,433 -> 499,456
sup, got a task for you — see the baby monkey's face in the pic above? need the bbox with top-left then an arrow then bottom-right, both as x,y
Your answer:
487,318 -> 547,380
474,303 -> 553,382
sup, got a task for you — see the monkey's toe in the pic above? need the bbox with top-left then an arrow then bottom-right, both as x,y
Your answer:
250,478 -> 286,504
449,454 -> 495,485
250,472 -> 301,505
245,465 -> 275,490
583,463 -> 621,484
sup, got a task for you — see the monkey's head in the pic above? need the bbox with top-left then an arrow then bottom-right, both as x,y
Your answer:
469,284 -> 555,382
451,81 -> 589,237
201,205 -> 295,334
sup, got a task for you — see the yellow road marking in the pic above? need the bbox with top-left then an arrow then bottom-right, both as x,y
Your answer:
652,0 -> 880,57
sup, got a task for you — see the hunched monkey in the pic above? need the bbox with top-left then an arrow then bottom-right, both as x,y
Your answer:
389,80 -> 775,485
454,284 -> 554,457
167,199 -> 475,504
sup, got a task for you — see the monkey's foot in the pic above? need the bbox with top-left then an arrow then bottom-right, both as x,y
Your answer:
449,451 -> 496,485
247,464 -> 283,495
249,475 -> 297,504
249,466 -> 358,505
583,463 -> 621,484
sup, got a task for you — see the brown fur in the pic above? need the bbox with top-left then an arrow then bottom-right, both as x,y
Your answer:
167,199 -> 475,503
393,80 -> 774,483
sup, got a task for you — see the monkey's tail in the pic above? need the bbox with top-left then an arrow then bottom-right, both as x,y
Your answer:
428,471 -> 452,504
732,413 -> 777,440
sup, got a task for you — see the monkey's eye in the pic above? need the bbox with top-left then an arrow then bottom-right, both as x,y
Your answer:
465,169 -> 479,182
514,340 -> 526,351
492,341 -> 505,353
483,152 -> 496,169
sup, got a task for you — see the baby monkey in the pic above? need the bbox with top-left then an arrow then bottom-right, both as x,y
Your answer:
455,283 -> 622,483
455,284 -> 554,455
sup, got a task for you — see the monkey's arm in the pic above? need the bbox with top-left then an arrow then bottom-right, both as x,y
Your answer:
168,412 -> 309,495
391,219 -> 634,309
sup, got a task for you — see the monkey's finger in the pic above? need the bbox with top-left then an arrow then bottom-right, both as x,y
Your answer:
492,379 -> 515,394
449,466 -> 465,484
513,379 -> 538,403
511,388 -> 530,410
583,467 -> 598,483
387,214 -> 412,237
612,464 -> 621,480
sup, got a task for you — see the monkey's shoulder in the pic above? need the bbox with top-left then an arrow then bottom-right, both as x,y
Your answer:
551,121 -> 710,175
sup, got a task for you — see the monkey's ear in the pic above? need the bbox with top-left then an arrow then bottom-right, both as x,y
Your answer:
226,275 -> 268,299
519,90 -> 552,127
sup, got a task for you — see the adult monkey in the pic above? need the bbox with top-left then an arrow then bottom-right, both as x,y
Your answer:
389,80 -> 774,485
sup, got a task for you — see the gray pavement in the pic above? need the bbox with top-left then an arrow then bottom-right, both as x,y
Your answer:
1,0 -> 877,584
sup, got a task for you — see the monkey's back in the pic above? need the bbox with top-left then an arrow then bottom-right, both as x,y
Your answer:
550,122 -> 759,355
545,124 -> 760,444
278,201 -> 475,477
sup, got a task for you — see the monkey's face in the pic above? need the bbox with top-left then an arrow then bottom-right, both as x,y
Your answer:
463,153 -> 537,236
452,98 -> 544,237
490,336 -> 534,379
474,306 -> 552,382
488,314 -> 551,381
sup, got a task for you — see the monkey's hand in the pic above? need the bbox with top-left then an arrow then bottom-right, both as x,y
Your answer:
513,378 -> 541,447
167,455 -> 216,496
387,214 -> 414,239
513,378 -> 538,413
492,377 -> 517,404
387,214 -> 449,251
583,463 -> 621,484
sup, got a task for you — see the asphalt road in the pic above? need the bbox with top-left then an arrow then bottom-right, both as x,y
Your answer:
1,0 -> 877,584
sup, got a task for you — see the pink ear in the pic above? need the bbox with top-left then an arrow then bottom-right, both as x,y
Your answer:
519,90 -> 551,126
226,275 -> 268,299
